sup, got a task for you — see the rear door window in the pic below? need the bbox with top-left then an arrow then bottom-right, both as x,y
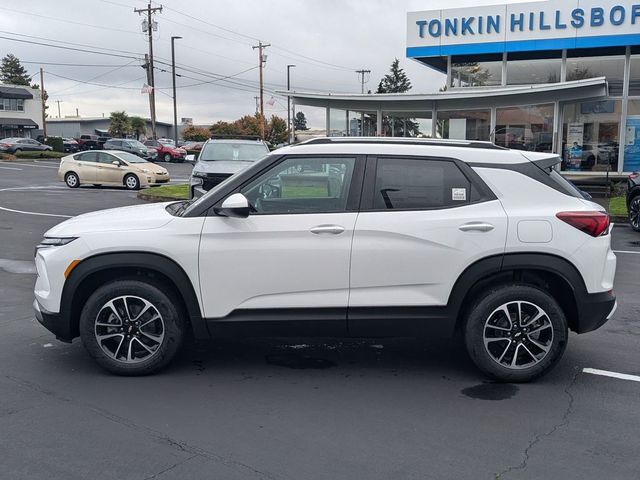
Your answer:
369,157 -> 475,210
78,152 -> 99,163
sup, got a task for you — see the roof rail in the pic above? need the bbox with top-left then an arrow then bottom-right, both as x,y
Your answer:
210,134 -> 263,141
299,137 -> 507,150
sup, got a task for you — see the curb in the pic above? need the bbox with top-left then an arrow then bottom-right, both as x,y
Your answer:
611,216 -> 628,224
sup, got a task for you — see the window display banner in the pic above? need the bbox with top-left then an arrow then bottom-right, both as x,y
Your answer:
624,116 -> 640,172
566,123 -> 584,171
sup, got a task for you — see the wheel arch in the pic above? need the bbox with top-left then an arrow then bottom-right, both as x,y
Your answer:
627,185 -> 640,207
448,253 -> 586,334
61,252 -> 206,340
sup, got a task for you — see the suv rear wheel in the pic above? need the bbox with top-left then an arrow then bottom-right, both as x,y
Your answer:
464,284 -> 568,382
629,195 -> 640,231
79,280 -> 185,375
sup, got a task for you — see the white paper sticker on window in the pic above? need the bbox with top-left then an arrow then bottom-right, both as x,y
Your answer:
452,188 -> 466,201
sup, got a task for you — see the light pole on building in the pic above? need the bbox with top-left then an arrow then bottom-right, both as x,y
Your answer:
171,36 -> 182,147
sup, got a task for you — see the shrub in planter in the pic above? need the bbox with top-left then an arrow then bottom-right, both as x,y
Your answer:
44,137 -> 64,152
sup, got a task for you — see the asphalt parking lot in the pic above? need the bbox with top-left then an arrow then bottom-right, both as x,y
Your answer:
1,159 -> 639,480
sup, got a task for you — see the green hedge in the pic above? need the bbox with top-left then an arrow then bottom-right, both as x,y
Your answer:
44,137 -> 64,152
15,151 -> 66,159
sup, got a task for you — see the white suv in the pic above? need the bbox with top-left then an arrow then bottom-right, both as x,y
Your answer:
34,138 -> 617,381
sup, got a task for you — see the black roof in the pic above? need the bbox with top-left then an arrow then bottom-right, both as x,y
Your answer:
0,86 -> 34,100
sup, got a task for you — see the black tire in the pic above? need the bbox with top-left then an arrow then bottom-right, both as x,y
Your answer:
629,195 -> 640,232
124,173 -> 140,190
79,279 -> 185,375
14,148 -> 21,154
464,284 -> 568,383
65,171 -> 80,188
163,153 -> 172,163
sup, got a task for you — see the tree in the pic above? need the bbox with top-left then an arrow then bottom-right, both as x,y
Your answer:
266,115 -> 288,145
130,116 -> 146,140
182,125 -> 210,141
294,111 -> 309,131
0,54 -> 30,85
210,120 -> 239,136
108,111 -> 131,137
376,59 -> 420,137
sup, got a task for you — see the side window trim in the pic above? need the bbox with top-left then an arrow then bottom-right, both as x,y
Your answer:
217,154 -> 366,216
360,154 -> 496,212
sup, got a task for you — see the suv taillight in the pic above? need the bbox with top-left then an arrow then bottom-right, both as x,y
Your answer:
556,211 -> 610,237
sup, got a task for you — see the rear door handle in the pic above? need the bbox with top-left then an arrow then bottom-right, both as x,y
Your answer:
310,225 -> 345,235
458,222 -> 495,232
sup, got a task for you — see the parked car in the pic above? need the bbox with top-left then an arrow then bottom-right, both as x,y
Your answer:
97,136 -> 112,149
143,139 -> 187,162
57,150 -> 169,190
189,137 -> 270,198
0,137 -> 53,154
35,137 -> 616,380
103,138 -> 156,161
626,172 -> 640,231
183,141 -> 204,152
75,135 -> 101,151
62,138 -> 79,153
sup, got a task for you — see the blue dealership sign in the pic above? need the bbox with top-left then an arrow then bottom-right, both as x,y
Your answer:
407,1 -> 640,58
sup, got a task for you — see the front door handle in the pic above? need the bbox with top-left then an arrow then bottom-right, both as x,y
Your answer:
310,225 -> 345,235
459,222 -> 495,232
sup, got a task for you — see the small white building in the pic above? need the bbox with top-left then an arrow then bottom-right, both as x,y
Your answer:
0,83 -> 43,138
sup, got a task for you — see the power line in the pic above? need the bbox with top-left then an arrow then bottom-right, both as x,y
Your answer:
21,61 -> 140,67
48,60 -> 139,95
0,34 -> 141,60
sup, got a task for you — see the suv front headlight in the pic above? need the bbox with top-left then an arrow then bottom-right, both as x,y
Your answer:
36,237 -> 77,251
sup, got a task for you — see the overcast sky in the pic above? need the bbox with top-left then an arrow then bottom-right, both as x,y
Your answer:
1,0 -> 529,128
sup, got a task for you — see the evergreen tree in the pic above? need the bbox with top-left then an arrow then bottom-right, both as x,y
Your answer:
294,111 -> 309,131
376,59 -> 420,137
0,54 -> 30,85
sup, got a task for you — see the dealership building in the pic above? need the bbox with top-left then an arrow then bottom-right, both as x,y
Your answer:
286,0 -> 640,175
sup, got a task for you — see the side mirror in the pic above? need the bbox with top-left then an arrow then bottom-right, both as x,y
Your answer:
214,193 -> 250,218
112,160 -> 121,166
185,154 -> 196,163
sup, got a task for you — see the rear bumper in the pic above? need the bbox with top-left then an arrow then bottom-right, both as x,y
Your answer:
575,291 -> 617,333
34,300 -> 73,343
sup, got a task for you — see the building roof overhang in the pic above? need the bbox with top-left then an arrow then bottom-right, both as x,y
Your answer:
0,117 -> 38,128
278,77 -> 608,112
0,86 -> 34,100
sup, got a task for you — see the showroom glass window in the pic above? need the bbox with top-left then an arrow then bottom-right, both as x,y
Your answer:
436,110 -> 490,141
561,100 -> 622,172
506,51 -> 562,85
450,54 -> 502,87
495,104 -> 554,152
566,49 -> 625,96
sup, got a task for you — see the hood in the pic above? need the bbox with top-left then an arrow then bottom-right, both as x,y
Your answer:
193,160 -> 253,175
46,202 -> 174,236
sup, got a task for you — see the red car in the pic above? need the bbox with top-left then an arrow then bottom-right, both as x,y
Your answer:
143,139 -> 187,163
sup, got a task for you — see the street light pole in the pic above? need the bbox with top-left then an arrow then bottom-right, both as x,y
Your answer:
171,36 -> 182,147
287,64 -> 296,144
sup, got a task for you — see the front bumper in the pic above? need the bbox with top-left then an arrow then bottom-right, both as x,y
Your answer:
34,299 -> 73,343
575,291 -> 617,333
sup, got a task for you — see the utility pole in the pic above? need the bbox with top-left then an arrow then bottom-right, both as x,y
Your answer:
252,41 -> 270,139
39,67 -> 47,137
356,69 -> 371,94
287,64 -> 296,144
171,36 -> 182,148
55,100 -> 62,118
135,2 -> 162,139
253,96 -> 260,115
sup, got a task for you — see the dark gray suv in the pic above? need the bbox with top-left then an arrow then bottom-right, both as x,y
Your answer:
103,138 -> 156,161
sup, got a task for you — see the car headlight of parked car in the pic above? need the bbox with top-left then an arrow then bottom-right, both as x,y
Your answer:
36,237 -> 77,251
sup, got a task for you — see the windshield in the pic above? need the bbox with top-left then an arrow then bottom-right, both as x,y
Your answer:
199,142 -> 269,162
117,151 -> 148,163
126,140 -> 146,149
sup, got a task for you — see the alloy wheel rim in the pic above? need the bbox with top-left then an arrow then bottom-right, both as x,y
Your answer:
126,177 -> 137,188
67,175 -> 77,186
94,295 -> 165,363
630,198 -> 640,229
483,301 -> 553,370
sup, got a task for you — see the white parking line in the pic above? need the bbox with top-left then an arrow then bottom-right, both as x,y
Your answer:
613,250 -> 640,254
583,368 -> 640,383
0,166 -> 22,171
2,162 -> 59,169
0,205 -> 72,218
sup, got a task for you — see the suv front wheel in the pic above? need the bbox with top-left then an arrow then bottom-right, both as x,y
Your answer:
464,284 -> 568,382
79,279 -> 185,375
